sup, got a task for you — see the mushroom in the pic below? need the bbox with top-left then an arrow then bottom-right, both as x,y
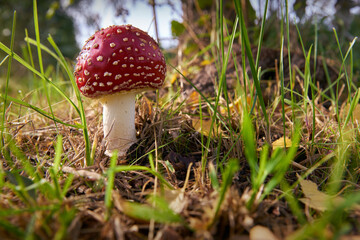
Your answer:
74,25 -> 166,157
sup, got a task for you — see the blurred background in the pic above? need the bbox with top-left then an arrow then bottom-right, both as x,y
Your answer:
0,0 -> 359,92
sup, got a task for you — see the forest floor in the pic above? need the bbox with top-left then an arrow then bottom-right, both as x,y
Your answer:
2,42 -> 360,240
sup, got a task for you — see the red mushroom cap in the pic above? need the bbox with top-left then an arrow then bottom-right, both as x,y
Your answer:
74,25 -> 166,98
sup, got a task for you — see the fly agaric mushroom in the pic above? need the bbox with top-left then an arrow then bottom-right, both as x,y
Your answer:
74,25 -> 166,157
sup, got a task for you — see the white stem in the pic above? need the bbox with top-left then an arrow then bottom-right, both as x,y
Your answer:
100,92 -> 137,157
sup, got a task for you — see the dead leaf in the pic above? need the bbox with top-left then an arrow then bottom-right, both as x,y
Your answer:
272,136 -> 293,150
186,91 -> 201,111
297,176 -> 357,212
249,225 -> 279,240
169,72 -> 178,84
192,118 -> 218,137
139,96 -> 153,117
163,189 -> 186,214
200,59 -> 213,66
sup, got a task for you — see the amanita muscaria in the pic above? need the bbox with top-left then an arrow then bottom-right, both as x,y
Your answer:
74,25 -> 166,157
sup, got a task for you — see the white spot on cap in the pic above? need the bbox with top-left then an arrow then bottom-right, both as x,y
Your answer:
113,86 -> 119,90
130,64 -> 134,67
129,57 -> 134,60
93,43 -> 99,49
93,82 -> 98,86
122,64 -> 127,68
112,53 -> 116,57
113,61 -> 119,65
107,82 -> 113,86
119,49 -> 123,53
136,32 -> 140,36
138,57 -> 144,61
84,70 -> 90,76
135,48 -> 139,52
133,73 -> 140,77
99,83 -> 105,87
127,47 -> 131,50
87,59 -> 92,65
110,43 -> 116,48
137,66 -> 142,69
124,73 -> 130,77
94,74 -> 99,80
123,38 -> 128,42
104,72 -> 112,77
117,29 -> 122,33
75,65 -> 82,71
115,74 -> 122,79
97,56 -> 103,61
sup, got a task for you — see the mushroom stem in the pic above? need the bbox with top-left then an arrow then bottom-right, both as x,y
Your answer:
100,92 -> 137,157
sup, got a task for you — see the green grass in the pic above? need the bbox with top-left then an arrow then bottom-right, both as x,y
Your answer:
0,0 -> 360,239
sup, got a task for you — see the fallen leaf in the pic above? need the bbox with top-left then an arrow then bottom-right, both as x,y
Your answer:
186,91 -> 201,111
163,189 -> 186,214
272,136 -> 293,150
192,118 -> 218,137
169,72 -> 178,84
249,225 -> 279,240
200,59 -> 213,66
297,176 -> 359,212
139,96 -> 153,117
299,177 -> 332,211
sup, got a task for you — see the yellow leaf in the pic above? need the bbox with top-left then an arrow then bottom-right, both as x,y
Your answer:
272,136 -> 293,150
200,59 -> 212,66
169,72 -> 178,84
250,225 -> 279,240
186,91 -> 201,111
192,118 -> 218,137
220,95 -> 252,115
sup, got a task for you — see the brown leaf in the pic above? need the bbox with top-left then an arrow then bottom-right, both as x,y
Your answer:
249,225 -> 279,240
192,118 -> 213,137
298,176 -> 360,212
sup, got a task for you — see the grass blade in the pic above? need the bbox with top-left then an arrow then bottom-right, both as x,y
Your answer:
234,0 -> 269,131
